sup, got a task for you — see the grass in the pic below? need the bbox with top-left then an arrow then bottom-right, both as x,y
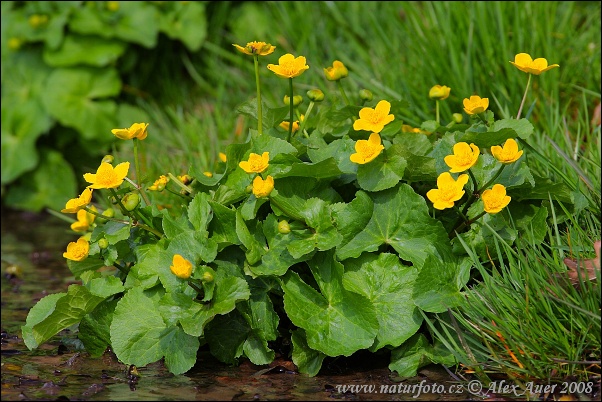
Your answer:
122,0 -> 600,383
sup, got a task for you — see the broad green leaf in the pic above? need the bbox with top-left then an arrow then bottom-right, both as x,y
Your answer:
273,158 -> 343,180
208,201 -> 239,249
204,311 -> 248,365
253,214 -> 315,276
307,137 -> 358,176
161,209 -> 191,240
343,253 -> 422,350
67,256 -> 106,279
110,287 -> 166,367
281,251 -> 379,356
236,98 -> 290,130
4,149 -> 76,212
491,118 -> 534,139
158,1 -> 207,51
392,131 -> 434,156
330,190 -> 373,245
187,192 -> 213,233
160,326 -> 201,375
86,275 -> 125,298
357,144 -> 407,192
26,285 -> 104,349
336,184 -> 452,267
456,127 -> 520,148
389,333 -> 455,377
167,230 -> 218,268
43,34 -> 127,67
507,204 -> 548,245
412,255 -> 471,313
22,293 -> 66,349
79,299 -> 118,357
235,210 -> 265,265
452,213 -> 517,259
291,329 -> 326,376
41,67 -> 121,140
69,2 -> 159,48
101,220 -> 131,244
212,168 -> 252,205
179,272 -> 250,337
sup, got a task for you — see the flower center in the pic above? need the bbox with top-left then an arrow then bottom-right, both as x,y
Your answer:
98,169 -> 118,186
357,141 -> 376,158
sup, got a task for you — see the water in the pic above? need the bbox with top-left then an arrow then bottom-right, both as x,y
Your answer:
0,207 -> 515,401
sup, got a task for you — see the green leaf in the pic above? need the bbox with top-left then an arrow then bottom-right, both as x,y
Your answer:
336,184 -> 452,267
79,299 -> 118,357
208,201 -> 239,249
330,191 -> 373,245
343,253 -> 422,350
253,214 -> 315,276
179,272 -> 250,337
204,311 -> 248,365
412,255 -> 471,313
67,256 -> 106,279
167,230 -> 218,267
507,204 -> 548,245
102,220 -> 131,244
187,192 -> 213,233
389,333 -> 455,378
24,285 -> 104,349
236,98 -> 290,130
281,250 -> 379,356
235,210 -> 265,265
22,293 -> 67,349
43,34 -> 127,67
291,329 -> 326,376
307,137 -> 358,176
491,118 -> 534,139
110,287 -> 166,367
41,67 -> 121,140
452,213 -> 517,259
161,326 -> 201,375
357,144 -> 407,192
158,1 -> 207,51
4,149 -> 76,212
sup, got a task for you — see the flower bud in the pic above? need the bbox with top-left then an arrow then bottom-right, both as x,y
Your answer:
359,89 -> 373,102
98,238 -> 109,249
245,184 -> 254,193
8,38 -> 23,51
202,271 -> 214,283
278,220 -> 291,234
452,113 -> 463,123
283,95 -> 303,107
307,89 -> 325,102
429,85 -> 451,100
101,155 -> 114,164
122,193 -> 140,211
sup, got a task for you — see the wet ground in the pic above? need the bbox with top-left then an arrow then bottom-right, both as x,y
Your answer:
0,207 -> 595,401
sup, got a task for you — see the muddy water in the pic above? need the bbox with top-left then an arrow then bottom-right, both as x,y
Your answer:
1,207 -> 475,401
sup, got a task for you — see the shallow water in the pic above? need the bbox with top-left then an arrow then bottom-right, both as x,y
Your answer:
2,206 -> 583,401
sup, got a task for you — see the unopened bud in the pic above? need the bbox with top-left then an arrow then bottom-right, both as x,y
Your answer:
202,271 -> 214,282
283,95 -> 303,107
122,193 -> 140,211
101,155 -> 114,164
452,113 -> 463,124
278,220 -> 291,234
98,238 -> 109,249
307,89 -> 325,102
359,89 -> 373,102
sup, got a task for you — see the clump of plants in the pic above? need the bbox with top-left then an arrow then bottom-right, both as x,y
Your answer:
23,42 -> 589,381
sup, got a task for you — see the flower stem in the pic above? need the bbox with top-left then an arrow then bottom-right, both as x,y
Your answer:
109,188 -> 131,217
83,206 -> 129,225
449,211 -> 487,239
516,73 -> 532,120
435,100 -> 440,125
297,101 -> 315,138
337,80 -> 351,107
167,172 -> 194,194
133,138 -> 151,206
477,164 -> 506,194
287,78 -> 294,142
254,55 -> 263,135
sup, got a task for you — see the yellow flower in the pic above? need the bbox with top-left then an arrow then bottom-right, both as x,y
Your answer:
323,60 -> 349,81
177,174 -> 192,185
491,138 -> 524,164
279,120 -> 299,133
239,152 -> 269,174
111,123 -> 149,140
401,124 -> 430,135
252,175 -> 274,198
463,95 -> 489,115
61,188 -> 93,213
267,53 -> 309,79
350,133 -> 385,165
429,85 -> 451,100
219,152 -> 227,163
509,53 -> 559,75
170,254 -> 193,279
63,237 -> 90,262
444,142 -> 480,173
203,171 -> 213,177
233,41 -> 276,56
482,184 -> 511,214
148,175 -> 169,191
426,172 -> 469,210
84,162 -> 130,189
70,206 -> 97,233
353,100 -> 395,133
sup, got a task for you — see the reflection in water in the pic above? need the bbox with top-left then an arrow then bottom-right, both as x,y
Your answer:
1,208 -> 470,401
